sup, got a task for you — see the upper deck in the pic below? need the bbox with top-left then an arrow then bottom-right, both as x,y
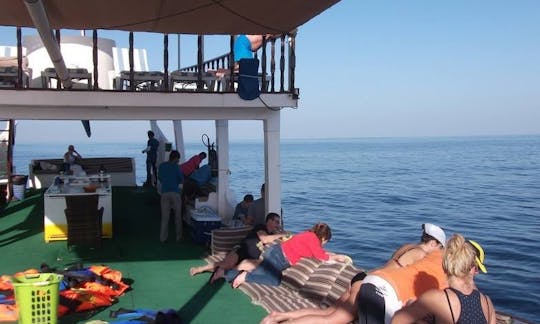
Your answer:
0,31 -> 298,121
0,0 -> 342,121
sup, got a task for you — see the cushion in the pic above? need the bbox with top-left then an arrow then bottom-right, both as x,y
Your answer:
210,226 -> 253,255
40,161 -> 58,171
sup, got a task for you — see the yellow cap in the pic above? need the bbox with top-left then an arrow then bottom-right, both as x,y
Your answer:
468,240 -> 487,273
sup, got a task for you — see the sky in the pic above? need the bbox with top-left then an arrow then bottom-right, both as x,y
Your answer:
2,0 -> 540,143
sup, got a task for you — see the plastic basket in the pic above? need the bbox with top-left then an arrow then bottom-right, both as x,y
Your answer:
13,273 -> 63,324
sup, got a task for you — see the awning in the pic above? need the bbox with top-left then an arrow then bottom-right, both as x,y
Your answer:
0,0 -> 340,34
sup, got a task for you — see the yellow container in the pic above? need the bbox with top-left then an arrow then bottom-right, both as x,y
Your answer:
13,273 -> 63,324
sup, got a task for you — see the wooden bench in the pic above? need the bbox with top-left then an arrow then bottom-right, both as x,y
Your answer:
29,157 -> 136,188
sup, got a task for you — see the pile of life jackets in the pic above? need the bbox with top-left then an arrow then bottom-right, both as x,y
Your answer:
0,264 -> 130,322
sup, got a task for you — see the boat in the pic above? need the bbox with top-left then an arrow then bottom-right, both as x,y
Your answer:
0,1 -> 535,323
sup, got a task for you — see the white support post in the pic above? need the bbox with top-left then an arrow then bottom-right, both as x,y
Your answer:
216,120 -> 230,222
264,111 -> 281,218
172,120 -> 185,163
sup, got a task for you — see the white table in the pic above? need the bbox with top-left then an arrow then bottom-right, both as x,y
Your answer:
43,175 -> 112,242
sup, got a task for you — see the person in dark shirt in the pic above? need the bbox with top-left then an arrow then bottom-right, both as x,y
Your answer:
233,194 -> 254,225
142,130 -> 159,186
189,213 -> 285,280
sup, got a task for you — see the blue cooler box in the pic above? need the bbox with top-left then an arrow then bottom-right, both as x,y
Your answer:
190,207 -> 222,244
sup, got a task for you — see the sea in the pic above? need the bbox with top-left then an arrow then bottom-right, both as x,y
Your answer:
12,135 -> 540,322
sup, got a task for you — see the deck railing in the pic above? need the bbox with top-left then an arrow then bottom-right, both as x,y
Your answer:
0,28 -> 297,94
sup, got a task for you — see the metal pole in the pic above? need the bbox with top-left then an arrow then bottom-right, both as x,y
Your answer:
177,34 -> 181,70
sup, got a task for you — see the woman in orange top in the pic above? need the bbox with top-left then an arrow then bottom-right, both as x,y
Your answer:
357,248 -> 448,323
392,234 -> 496,324
261,223 -> 446,324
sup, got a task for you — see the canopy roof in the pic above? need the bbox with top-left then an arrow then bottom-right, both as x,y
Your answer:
0,0 -> 339,34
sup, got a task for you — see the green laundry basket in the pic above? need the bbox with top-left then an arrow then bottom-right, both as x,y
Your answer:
13,273 -> 63,324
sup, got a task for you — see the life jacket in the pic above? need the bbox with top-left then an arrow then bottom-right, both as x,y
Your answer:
83,281 -> 128,298
13,268 -> 39,278
0,304 -> 17,322
59,289 -> 113,313
88,266 -> 130,295
89,265 -> 123,283
0,275 -> 13,291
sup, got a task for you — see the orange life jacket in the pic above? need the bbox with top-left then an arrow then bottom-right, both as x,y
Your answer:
0,304 -> 18,322
59,289 -> 113,313
0,275 -> 13,291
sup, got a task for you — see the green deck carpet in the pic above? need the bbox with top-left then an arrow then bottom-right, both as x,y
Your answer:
0,187 -> 266,323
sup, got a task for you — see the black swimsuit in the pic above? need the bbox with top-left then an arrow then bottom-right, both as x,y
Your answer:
444,288 -> 488,324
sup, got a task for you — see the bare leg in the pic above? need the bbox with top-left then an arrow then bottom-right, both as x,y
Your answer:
192,251 -> 240,277
210,267 -> 226,283
237,259 -> 262,272
190,263 -> 215,276
216,252 -> 240,271
260,281 -> 362,324
260,307 -> 334,324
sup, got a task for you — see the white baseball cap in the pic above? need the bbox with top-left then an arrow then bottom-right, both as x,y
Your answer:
423,223 -> 447,247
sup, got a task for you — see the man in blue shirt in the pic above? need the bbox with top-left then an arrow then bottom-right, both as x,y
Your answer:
158,150 -> 184,243
233,34 -> 279,64
142,130 -> 159,187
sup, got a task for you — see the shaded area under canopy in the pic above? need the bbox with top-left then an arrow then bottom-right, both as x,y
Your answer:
0,0 -> 340,34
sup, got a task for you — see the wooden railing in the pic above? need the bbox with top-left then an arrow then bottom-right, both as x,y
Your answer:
0,29 -> 297,94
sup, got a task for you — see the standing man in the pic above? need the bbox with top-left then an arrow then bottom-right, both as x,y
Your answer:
142,130 -> 159,187
158,150 -> 184,243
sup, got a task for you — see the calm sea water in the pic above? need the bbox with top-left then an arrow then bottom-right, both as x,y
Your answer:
12,135 -> 540,322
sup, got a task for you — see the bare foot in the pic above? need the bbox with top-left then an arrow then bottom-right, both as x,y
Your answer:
210,267 -> 225,284
232,271 -> 247,289
190,266 -> 203,276
260,311 -> 279,324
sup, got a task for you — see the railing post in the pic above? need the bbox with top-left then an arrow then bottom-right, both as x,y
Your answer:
279,35 -> 285,92
261,36 -> 267,93
164,34 -> 169,91
129,31 -> 134,91
197,35 -> 204,91
16,27 -> 23,89
289,31 -> 296,92
288,32 -> 296,92
270,38 -> 276,92
55,29 -> 61,89
229,35 -> 235,91
92,29 -> 99,90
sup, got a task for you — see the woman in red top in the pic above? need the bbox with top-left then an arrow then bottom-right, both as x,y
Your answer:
226,222 -> 348,288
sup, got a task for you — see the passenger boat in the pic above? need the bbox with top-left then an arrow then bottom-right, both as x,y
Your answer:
0,1 -> 534,323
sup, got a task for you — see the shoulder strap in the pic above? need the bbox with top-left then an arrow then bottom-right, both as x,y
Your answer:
444,288 -> 456,324
393,246 -> 417,267
483,293 -> 490,323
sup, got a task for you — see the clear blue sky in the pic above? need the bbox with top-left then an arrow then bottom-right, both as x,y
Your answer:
3,0 -> 540,143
